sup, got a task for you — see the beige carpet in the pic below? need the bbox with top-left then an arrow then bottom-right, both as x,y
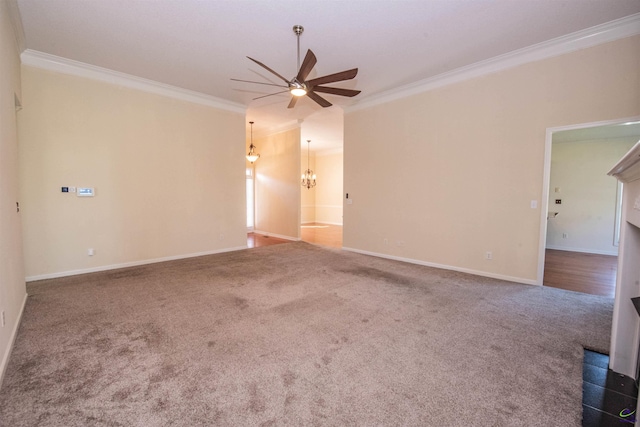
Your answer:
0,242 -> 612,426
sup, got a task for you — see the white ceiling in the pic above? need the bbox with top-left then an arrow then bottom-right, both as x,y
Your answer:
14,0 -> 640,152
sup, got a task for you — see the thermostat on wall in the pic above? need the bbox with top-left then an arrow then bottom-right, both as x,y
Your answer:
77,187 -> 95,197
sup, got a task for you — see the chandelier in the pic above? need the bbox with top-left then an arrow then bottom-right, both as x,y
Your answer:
246,121 -> 260,163
301,140 -> 316,189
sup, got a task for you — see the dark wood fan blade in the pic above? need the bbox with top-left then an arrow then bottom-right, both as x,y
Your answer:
231,78 -> 287,88
287,97 -> 298,109
247,56 -> 290,84
296,49 -> 317,83
312,86 -> 361,97
306,68 -> 358,86
252,90 -> 290,101
307,91 -> 332,108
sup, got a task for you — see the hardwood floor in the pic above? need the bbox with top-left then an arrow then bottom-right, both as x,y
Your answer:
301,223 -> 343,248
246,233 -> 290,248
543,249 -> 617,298
247,224 -> 343,249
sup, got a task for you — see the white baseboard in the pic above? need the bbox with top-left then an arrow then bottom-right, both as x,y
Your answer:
341,247 -> 538,286
545,245 -> 618,256
25,246 -> 248,282
0,292 -> 28,388
252,230 -> 300,241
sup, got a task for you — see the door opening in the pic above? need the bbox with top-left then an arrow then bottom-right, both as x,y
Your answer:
539,118 -> 640,296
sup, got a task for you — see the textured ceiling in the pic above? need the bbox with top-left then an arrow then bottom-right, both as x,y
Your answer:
14,0 -> 640,151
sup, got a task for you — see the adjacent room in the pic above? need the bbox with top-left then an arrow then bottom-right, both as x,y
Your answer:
544,123 -> 640,298
1,1 -> 640,425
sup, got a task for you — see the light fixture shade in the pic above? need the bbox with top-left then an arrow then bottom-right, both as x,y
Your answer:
246,121 -> 259,163
246,143 -> 260,163
290,88 -> 307,97
290,80 -> 307,97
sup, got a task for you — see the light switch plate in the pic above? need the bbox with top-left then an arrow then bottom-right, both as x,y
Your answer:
77,187 -> 94,197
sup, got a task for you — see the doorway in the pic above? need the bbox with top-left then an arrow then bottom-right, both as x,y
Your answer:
538,118 -> 640,295
300,147 -> 344,248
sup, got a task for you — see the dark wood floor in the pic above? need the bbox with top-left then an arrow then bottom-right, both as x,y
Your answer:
543,249 -> 617,298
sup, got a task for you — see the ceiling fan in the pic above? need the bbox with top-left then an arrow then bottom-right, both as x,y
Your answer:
232,25 -> 361,108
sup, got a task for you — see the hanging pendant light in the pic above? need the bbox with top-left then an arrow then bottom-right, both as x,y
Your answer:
301,140 -> 316,189
246,121 -> 260,163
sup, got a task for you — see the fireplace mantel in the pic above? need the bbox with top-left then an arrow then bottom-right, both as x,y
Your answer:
607,139 -> 640,384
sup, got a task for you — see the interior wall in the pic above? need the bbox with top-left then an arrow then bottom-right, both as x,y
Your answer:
314,151 -> 343,225
254,127 -> 301,240
0,0 -> 27,383
344,35 -> 640,284
546,137 -> 636,255
301,150 -> 316,224
19,66 -> 247,280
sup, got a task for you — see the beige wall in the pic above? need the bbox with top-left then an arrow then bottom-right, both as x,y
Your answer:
547,137 -> 637,255
301,149 -> 316,223
0,0 -> 27,383
19,66 -> 246,279
344,35 -> 640,284
254,128 -> 301,239
314,151 -> 343,225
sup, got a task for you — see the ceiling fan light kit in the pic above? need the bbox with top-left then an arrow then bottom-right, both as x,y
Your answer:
233,25 -> 361,108
290,83 -> 307,97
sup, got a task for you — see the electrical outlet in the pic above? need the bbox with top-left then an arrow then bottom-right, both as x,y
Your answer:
555,199 -> 562,204
383,238 -> 389,245
88,248 -> 94,256
562,233 -> 568,239
486,251 -> 492,260
219,233 -> 225,240
1,311 -> 5,327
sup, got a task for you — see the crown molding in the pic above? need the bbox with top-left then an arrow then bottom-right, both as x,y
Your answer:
5,0 -> 26,53
347,13 -> 640,113
20,49 -> 246,114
